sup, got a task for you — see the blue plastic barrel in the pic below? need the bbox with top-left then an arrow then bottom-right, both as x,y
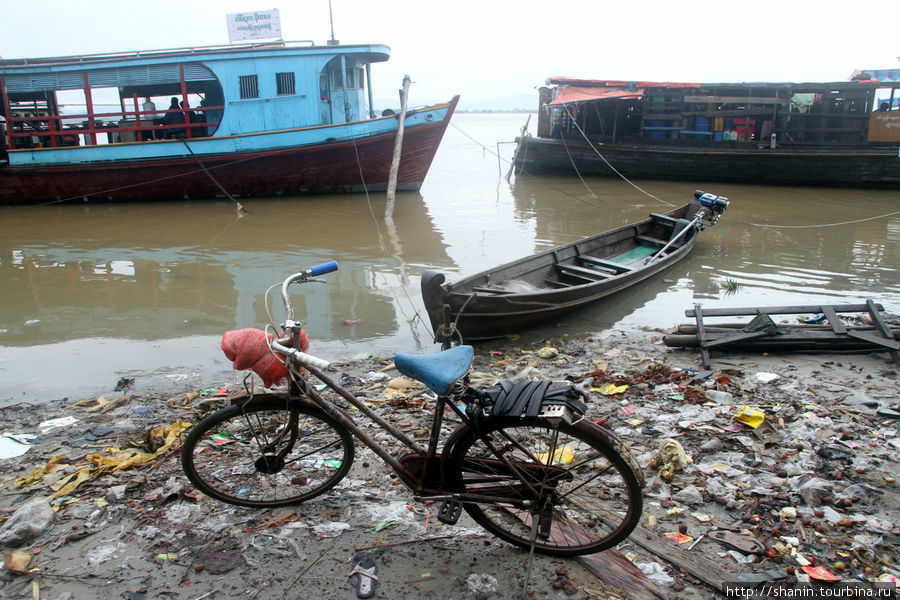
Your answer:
647,120 -> 666,139
694,116 -> 711,140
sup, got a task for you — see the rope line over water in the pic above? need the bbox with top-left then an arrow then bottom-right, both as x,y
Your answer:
560,104 -> 675,207
749,210 -> 900,229
449,121 -> 597,207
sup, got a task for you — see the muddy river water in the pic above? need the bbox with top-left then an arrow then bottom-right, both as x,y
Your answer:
1,113 -> 898,405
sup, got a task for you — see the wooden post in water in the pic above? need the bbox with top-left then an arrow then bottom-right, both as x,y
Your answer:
505,114 -> 531,182
385,75 -> 410,218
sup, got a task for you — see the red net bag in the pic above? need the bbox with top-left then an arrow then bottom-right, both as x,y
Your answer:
220,328 -> 309,387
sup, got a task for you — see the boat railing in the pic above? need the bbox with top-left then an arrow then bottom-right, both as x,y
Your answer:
6,104 -> 224,148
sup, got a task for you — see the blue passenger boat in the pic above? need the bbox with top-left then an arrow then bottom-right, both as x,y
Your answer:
0,41 -> 458,203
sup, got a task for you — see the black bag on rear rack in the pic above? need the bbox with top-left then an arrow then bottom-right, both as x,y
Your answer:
467,379 -> 588,422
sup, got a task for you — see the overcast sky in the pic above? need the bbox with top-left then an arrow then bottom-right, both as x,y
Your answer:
3,0 -> 898,105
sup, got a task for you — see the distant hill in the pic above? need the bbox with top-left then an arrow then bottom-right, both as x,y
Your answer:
375,92 -> 537,113
458,93 -> 537,113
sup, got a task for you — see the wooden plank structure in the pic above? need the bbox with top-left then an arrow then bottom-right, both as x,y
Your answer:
664,301 -> 900,368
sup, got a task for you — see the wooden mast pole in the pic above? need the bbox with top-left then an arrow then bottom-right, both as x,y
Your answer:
385,74 -> 410,218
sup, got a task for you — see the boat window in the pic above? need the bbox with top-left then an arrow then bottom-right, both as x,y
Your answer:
276,72 -> 296,96
239,75 -> 259,99
330,67 -> 364,91
331,67 -> 344,90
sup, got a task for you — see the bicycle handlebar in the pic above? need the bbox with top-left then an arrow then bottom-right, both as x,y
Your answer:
280,261 -> 340,320
270,337 -> 331,370
309,260 -> 338,276
274,261 -> 338,369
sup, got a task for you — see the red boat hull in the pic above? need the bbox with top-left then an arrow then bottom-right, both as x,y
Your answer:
0,99 -> 457,203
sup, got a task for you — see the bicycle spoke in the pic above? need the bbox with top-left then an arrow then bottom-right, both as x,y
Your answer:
181,396 -> 354,508
448,418 -> 642,556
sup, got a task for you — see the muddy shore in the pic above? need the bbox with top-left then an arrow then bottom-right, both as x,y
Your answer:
0,327 -> 897,600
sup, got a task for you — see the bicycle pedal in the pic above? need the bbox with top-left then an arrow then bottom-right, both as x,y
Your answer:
538,509 -> 553,540
437,500 -> 462,525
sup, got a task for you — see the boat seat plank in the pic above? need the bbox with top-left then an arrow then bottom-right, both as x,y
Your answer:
634,235 -> 667,249
544,279 -> 573,288
579,256 -> 633,273
650,213 -> 679,227
472,286 -> 511,295
554,264 -> 611,281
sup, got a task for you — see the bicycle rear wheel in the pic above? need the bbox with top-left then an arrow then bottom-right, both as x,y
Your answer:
446,417 -> 642,556
181,394 -> 354,508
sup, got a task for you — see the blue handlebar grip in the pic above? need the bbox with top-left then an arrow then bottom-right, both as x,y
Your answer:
309,261 -> 339,276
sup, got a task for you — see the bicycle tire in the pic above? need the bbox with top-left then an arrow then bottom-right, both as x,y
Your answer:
181,393 -> 354,508
445,417 -> 642,556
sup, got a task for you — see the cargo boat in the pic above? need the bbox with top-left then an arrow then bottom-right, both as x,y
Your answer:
512,73 -> 900,188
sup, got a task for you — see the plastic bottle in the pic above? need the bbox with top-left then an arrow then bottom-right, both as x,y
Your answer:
704,390 -> 734,404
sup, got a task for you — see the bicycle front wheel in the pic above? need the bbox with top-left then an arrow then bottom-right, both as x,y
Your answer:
181,394 -> 354,508
446,417 -> 642,556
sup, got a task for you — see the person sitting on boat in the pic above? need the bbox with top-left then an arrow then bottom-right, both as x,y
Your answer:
161,97 -> 185,138
141,97 -> 159,140
189,100 -> 207,138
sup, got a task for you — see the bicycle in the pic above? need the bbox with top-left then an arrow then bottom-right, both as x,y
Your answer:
180,261 -> 644,557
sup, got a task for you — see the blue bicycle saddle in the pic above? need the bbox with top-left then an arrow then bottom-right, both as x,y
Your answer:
393,345 -> 474,395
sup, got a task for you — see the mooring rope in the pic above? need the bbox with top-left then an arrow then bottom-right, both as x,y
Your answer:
749,210 -> 900,229
449,121 -> 597,207
347,122 -> 431,344
182,141 -> 248,214
560,104 -> 675,207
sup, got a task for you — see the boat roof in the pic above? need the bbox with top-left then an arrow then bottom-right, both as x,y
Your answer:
0,41 -> 390,72
546,76 -> 898,92
850,68 -> 900,83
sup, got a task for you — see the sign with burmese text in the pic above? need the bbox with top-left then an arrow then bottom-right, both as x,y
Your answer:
227,9 -> 282,42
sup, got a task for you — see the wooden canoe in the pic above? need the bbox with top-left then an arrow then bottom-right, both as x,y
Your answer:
421,192 -> 729,342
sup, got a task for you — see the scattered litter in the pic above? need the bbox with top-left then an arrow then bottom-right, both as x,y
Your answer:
754,372 -> 780,384
597,383 -> 629,396
0,433 -> 36,459
636,561 -> 674,586
349,553 -> 378,598
37,416 -> 79,433
734,406 -> 766,428
653,438 -> 693,481
3,550 -> 32,573
313,521 -> 351,538
536,346 -> 559,359
801,566 -> 841,581
466,573 -> 499,595
2,328 -> 898,597
704,390 -> 733,404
